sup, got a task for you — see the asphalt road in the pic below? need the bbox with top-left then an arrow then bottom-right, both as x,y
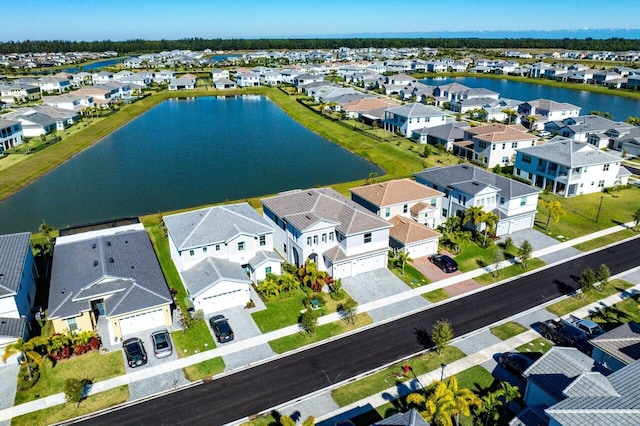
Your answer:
82,237 -> 640,426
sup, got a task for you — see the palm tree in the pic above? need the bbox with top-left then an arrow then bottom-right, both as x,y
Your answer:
446,376 -> 481,426
462,206 -> 485,238
2,338 -> 44,381
502,108 -> 517,124
39,220 -> 53,245
396,250 -> 412,275
499,382 -> 521,418
475,390 -> 503,426
540,199 -> 566,231
407,381 -> 457,426
480,211 -> 499,246
526,115 -> 538,130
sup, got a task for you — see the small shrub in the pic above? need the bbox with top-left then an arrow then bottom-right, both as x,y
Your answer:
89,336 -> 101,351
73,344 -> 90,356
17,364 -> 40,391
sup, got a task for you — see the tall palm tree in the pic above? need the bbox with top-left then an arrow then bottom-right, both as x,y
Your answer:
2,338 -> 44,381
475,390 -> 503,425
462,206 -> 485,238
407,381 -> 457,426
446,376 -> 481,426
480,211 -> 499,246
540,199 -> 566,231
526,115 -> 538,130
396,250 -> 412,275
501,108 -> 517,124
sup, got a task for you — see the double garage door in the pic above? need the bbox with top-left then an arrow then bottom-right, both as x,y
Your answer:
119,308 -> 165,337
332,252 -> 387,279
199,288 -> 249,315
496,215 -> 534,236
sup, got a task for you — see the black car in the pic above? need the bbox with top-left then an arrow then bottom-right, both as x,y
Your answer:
429,254 -> 459,273
150,329 -> 173,358
123,337 -> 148,368
498,351 -> 535,377
209,315 -> 234,343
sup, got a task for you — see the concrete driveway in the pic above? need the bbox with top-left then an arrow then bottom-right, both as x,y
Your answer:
509,228 -> 581,264
0,363 -> 19,412
341,269 -> 430,323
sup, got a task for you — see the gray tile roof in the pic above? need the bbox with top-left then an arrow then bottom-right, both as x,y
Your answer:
413,121 -> 469,139
261,188 -> 391,236
180,257 -> 251,297
0,232 -> 31,297
590,321 -> 640,365
384,102 -> 444,118
372,408 -> 430,426
414,164 -> 540,199
517,137 -> 623,168
164,203 -> 273,251
0,316 -> 26,339
248,250 -> 282,269
564,115 -> 633,134
48,228 -> 172,320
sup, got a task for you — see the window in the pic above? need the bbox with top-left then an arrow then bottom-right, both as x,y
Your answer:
329,233 -> 334,241
603,164 -> 610,171
364,233 -> 372,243
478,141 -> 487,149
313,235 -> 318,245
430,198 -> 437,206
442,208 -> 448,217
265,267 -> 272,274
385,207 -> 390,218
598,180 -> 605,187
403,204 -> 408,213
512,142 -> 517,148
67,317 -> 78,332
322,234 -> 327,243
522,155 -> 532,164
307,237 -> 312,246
500,197 -> 505,205
203,247 -> 207,254
215,244 -> 220,251
492,144 -> 496,151
189,250 -> 194,256
531,141 -> 535,146
520,197 -> 527,206
259,235 -> 266,246
502,143 -> 506,149
502,156 -> 509,163
238,242 -> 245,251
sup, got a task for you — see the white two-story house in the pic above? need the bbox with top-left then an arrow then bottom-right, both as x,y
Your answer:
383,103 -> 447,138
462,123 -> 538,168
514,136 -> 630,197
164,203 -> 282,314
0,119 -> 23,152
414,164 -> 541,236
261,188 -> 392,279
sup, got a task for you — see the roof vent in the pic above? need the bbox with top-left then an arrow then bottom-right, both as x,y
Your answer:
92,243 -> 96,249
93,260 -> 98,266
106,241 -> 111,246
109,258 -> 114,263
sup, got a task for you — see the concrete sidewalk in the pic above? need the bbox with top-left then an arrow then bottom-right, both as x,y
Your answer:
0,222 -> 638,423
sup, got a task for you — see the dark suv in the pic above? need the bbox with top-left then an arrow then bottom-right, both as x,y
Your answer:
123,337 -> 148,367
209,315 -> 234,343
429,254 -> 458,273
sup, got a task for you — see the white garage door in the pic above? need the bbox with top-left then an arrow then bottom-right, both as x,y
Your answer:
407,240 -> 437,259
354,253 -> 387,276
510,216 -> 533,233
199,288 -> 249,314
119,308 -> 165,336
332,262 -> 352,280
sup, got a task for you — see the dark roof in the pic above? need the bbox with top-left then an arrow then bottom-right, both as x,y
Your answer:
0,316 -> 26,339
590,321 -> 640,366
0,232 -> 31,297
372,408 -> 430,426
48,227 -> 172,320
414,164 -> 540,199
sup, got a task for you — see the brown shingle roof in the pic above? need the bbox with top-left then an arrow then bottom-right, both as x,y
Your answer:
388,216 -> 440,244
350,178 -> 443,208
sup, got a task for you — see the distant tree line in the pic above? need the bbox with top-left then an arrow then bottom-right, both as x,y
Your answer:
1,37 -> 639,55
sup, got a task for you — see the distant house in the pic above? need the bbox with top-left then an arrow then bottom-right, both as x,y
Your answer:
213,78 -> 236,90
549,115 -> 633,144
514,136 -> 630,197
383,103 -> 447,138
414,164 -> 541,236
43,93 -> 95,111
590,321 -> 640,372
47,224 -> 173,344
164,203 -> 282,314
519,99 -> 581,129
340,97 -> 398,120
0,232 -> 37,354
38,76 -> 71,94
617,127 -> 640,157
168,74 -> 196,91
261,188 -> 391,279
91,71 -> 114,85
412,121 -> 469,149
235,73 -> 260,87
350,178 -> 445,228
3,109 -> 56,137
0,118 -> 23,152
0,82 -> 41,104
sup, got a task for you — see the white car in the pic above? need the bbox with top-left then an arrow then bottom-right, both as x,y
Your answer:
538,130 -> 551,137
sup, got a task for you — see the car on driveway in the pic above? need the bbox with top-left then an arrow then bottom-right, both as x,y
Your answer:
498,351 -> 535,377
150,329 -> 173,358
209,315 -> 234,343
429,254 -> 458,273
123,337 -> 148,368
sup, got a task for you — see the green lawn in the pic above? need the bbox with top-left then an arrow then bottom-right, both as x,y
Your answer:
546,279 -> 634,316
490,322 -> 528,340
12,385 -> 129,426
454,365 -> 496,395
473,258 -> 546,285
516,337 -> 554,354
331,346 -> 466,407
572,229 -> 638,252
588,296 -> 640,331
15,351 -> 125,404
453,240 -> 519,272
390,263 -> 431,288
171,319 -> 216,357
269,313 -> 373,353
534,188 -> 640,240
182,357 -> 226,382
423,288 -> 450,303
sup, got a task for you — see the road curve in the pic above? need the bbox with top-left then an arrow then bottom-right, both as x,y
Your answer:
82,237 -> 640,425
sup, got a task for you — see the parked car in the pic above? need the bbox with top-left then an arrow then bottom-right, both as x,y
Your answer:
150,329 -> 173,358
498,351 -> 535,377
209,315 -> 234,343
123,337 -> 148,368
429,254 -> 458,273
538,130 -> 551,137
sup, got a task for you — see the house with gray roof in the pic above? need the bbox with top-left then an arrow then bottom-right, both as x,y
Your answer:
547,115 -> 634,145
372,408 -> 430,425
0,118 -> 22,152
612,126 -> 640,157
590,321 -> 640,372
414,164 -> 541,236
514,136 -> 630,197
411,121 -> 469,149
383,103 -> 447,138
47,224 -> 173,344
163,203 -> 281,314
261,188 -> 391,279
0,232 -> 36,353
519,99 -> 582,130
3,108 -> 56,137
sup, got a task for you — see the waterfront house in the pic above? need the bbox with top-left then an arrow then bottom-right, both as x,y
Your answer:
519,99 -> 581,129
3,109 -> 56,137
0,232 -> 37,355
383,103 -> 447,138
47,224 -> 173,344
164,203 -> 282,314
350,178 -> 445,228
38,76 -> 71,94
168,75 -> 196,91
514,136 -> 630,197
412,121 -> 469,149
261,188 -> 391,279
0,119 -> 23,152
459,123 -> 538,168
414,164 -> 541,236
0,82 -> 41,104
43,93 -> 95,111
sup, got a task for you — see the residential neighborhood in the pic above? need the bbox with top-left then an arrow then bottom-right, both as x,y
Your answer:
1,37 -> 640,426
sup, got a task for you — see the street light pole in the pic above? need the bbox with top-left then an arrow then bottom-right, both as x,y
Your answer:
440,363 -> 447,381
596,195 -> 604,223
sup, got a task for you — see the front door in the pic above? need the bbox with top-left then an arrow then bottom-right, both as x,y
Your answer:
92,299 -> 106,316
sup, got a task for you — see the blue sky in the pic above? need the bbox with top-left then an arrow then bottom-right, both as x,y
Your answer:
5,0 -> 640,41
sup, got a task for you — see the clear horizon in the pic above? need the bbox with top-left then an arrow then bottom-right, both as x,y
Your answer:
4,0 -> 640,42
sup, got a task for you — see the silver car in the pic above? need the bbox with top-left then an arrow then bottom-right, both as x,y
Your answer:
150,329 -> 173,358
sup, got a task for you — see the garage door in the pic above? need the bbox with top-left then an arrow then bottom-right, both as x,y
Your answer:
119,308 -> 165,336
407,240 -> 437,259
510,216 -> 533,233
354,253 -> 387,276
199,288 -> 249,314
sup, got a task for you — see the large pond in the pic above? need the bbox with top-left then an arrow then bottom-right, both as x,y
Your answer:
65,58 -> 125,73
420,76 -> 640,121
0,95 -> 382,233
